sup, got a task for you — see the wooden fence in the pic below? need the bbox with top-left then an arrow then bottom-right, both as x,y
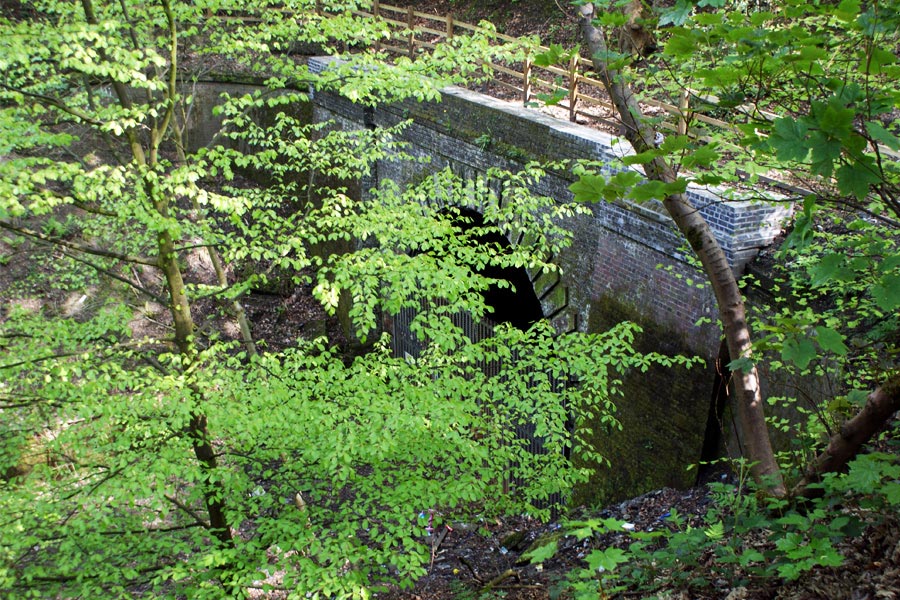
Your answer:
307,3 -> 896,161
330,1 -> 735,139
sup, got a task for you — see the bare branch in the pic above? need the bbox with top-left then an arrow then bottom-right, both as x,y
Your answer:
59,249 -> 168,304
0,83 -> 103,127
0,220 -> 158,266
163,494 -> 211,530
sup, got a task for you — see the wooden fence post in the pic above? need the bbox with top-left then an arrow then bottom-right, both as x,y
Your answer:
408,6 -> 415,57
446,14 -> 454,39
314,0 -> 322,15
568,54 -> 579,122
678,88 -> 690,135
523,53 -> 532,106
372,0 -> 381,51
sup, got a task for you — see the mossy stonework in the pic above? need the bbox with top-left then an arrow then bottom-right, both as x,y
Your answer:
304,58 -> 793,502
574,296 -> 714,506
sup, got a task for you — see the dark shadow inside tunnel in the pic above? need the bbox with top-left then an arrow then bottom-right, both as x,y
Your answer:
452,207 -> 544,330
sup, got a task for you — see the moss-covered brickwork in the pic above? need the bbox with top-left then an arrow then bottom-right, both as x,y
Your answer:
572,296 -> 713,506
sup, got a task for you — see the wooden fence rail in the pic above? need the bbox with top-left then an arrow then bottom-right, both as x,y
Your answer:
348,1 -> 703,137
295,2 -> 771,143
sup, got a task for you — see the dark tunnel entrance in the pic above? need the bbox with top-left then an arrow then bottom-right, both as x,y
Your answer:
452,208 -> 544,330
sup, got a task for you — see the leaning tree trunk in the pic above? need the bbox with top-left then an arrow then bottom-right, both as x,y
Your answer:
794,372 -> 900,496
577,3 -> 786,496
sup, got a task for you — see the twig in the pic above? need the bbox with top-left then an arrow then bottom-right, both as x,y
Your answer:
429,525 -> 449,570
481,568 -> 517,592
0,220 -> 157,266
458,555 -> 483,583
163,493 -> 211,529
493,584 -> 544,590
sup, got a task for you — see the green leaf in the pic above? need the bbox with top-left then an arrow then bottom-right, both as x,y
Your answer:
585,547 -> 630,573
659,135 -> 690,153
865,122 -> 900,150
622,150 -> 658,165
664,30 -> 698,58
629,180 -> 668,202
769,118 -> 810,162
682,144 -> 719,169
809,253 -> 845,286
835,0 -> 860,21
704,521 -> 724,540
816,98 -> 854,140
658,0 -> 693,27
808,131 -> 842,177
739,548 -> 765,566
884,482 -> 900,506
536,88 -> 568,106
568,525 -> 595,540
777,512 -> 811,530
836,161 -> 881,201
846,389 -> 870,407
781,336 -> 817,369
842,453 -> 900,493
866,48 -> 897,74
569,174 -> 607,203
814,326 -> 848,356
782,195 -> 818,252
533,44 -> 565,67
522,540 -> 558,565
871,273 -> 900,311
728,356 -> 755,374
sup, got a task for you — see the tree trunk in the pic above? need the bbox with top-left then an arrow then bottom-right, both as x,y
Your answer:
577,3 -> 785,496
171,118 -> 258,358
80,0 -> 236,547
154,195 -> 236,547
794,372 -> 900,497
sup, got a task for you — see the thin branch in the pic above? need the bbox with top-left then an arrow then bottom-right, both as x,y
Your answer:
99,522 -> 204,536
18,560 -> 174,584
79,0 -> 147,166
82,75 -> 129,166
174,241 -> 222,252
116,0 -> 157,113
163,494 -> 211,530
150,0 -> 179,161
0,83 -> 103,127
72,200 -> 119,218
59,249 -> 168,304
0,220 -> 158,266
1,336 -> 173,371
1,351 -> 85,371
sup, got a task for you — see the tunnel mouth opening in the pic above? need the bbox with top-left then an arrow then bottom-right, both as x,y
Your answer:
697,340 -> 730,484
450,207 -> 544,331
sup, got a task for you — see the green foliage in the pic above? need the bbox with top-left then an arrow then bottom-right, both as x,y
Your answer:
0,276 -> 653,598
0,1 -> 679,597
657,0 -> 900,216
745,201 -> 900,473
563,0 -> 900,593
572,0 -> 900,489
